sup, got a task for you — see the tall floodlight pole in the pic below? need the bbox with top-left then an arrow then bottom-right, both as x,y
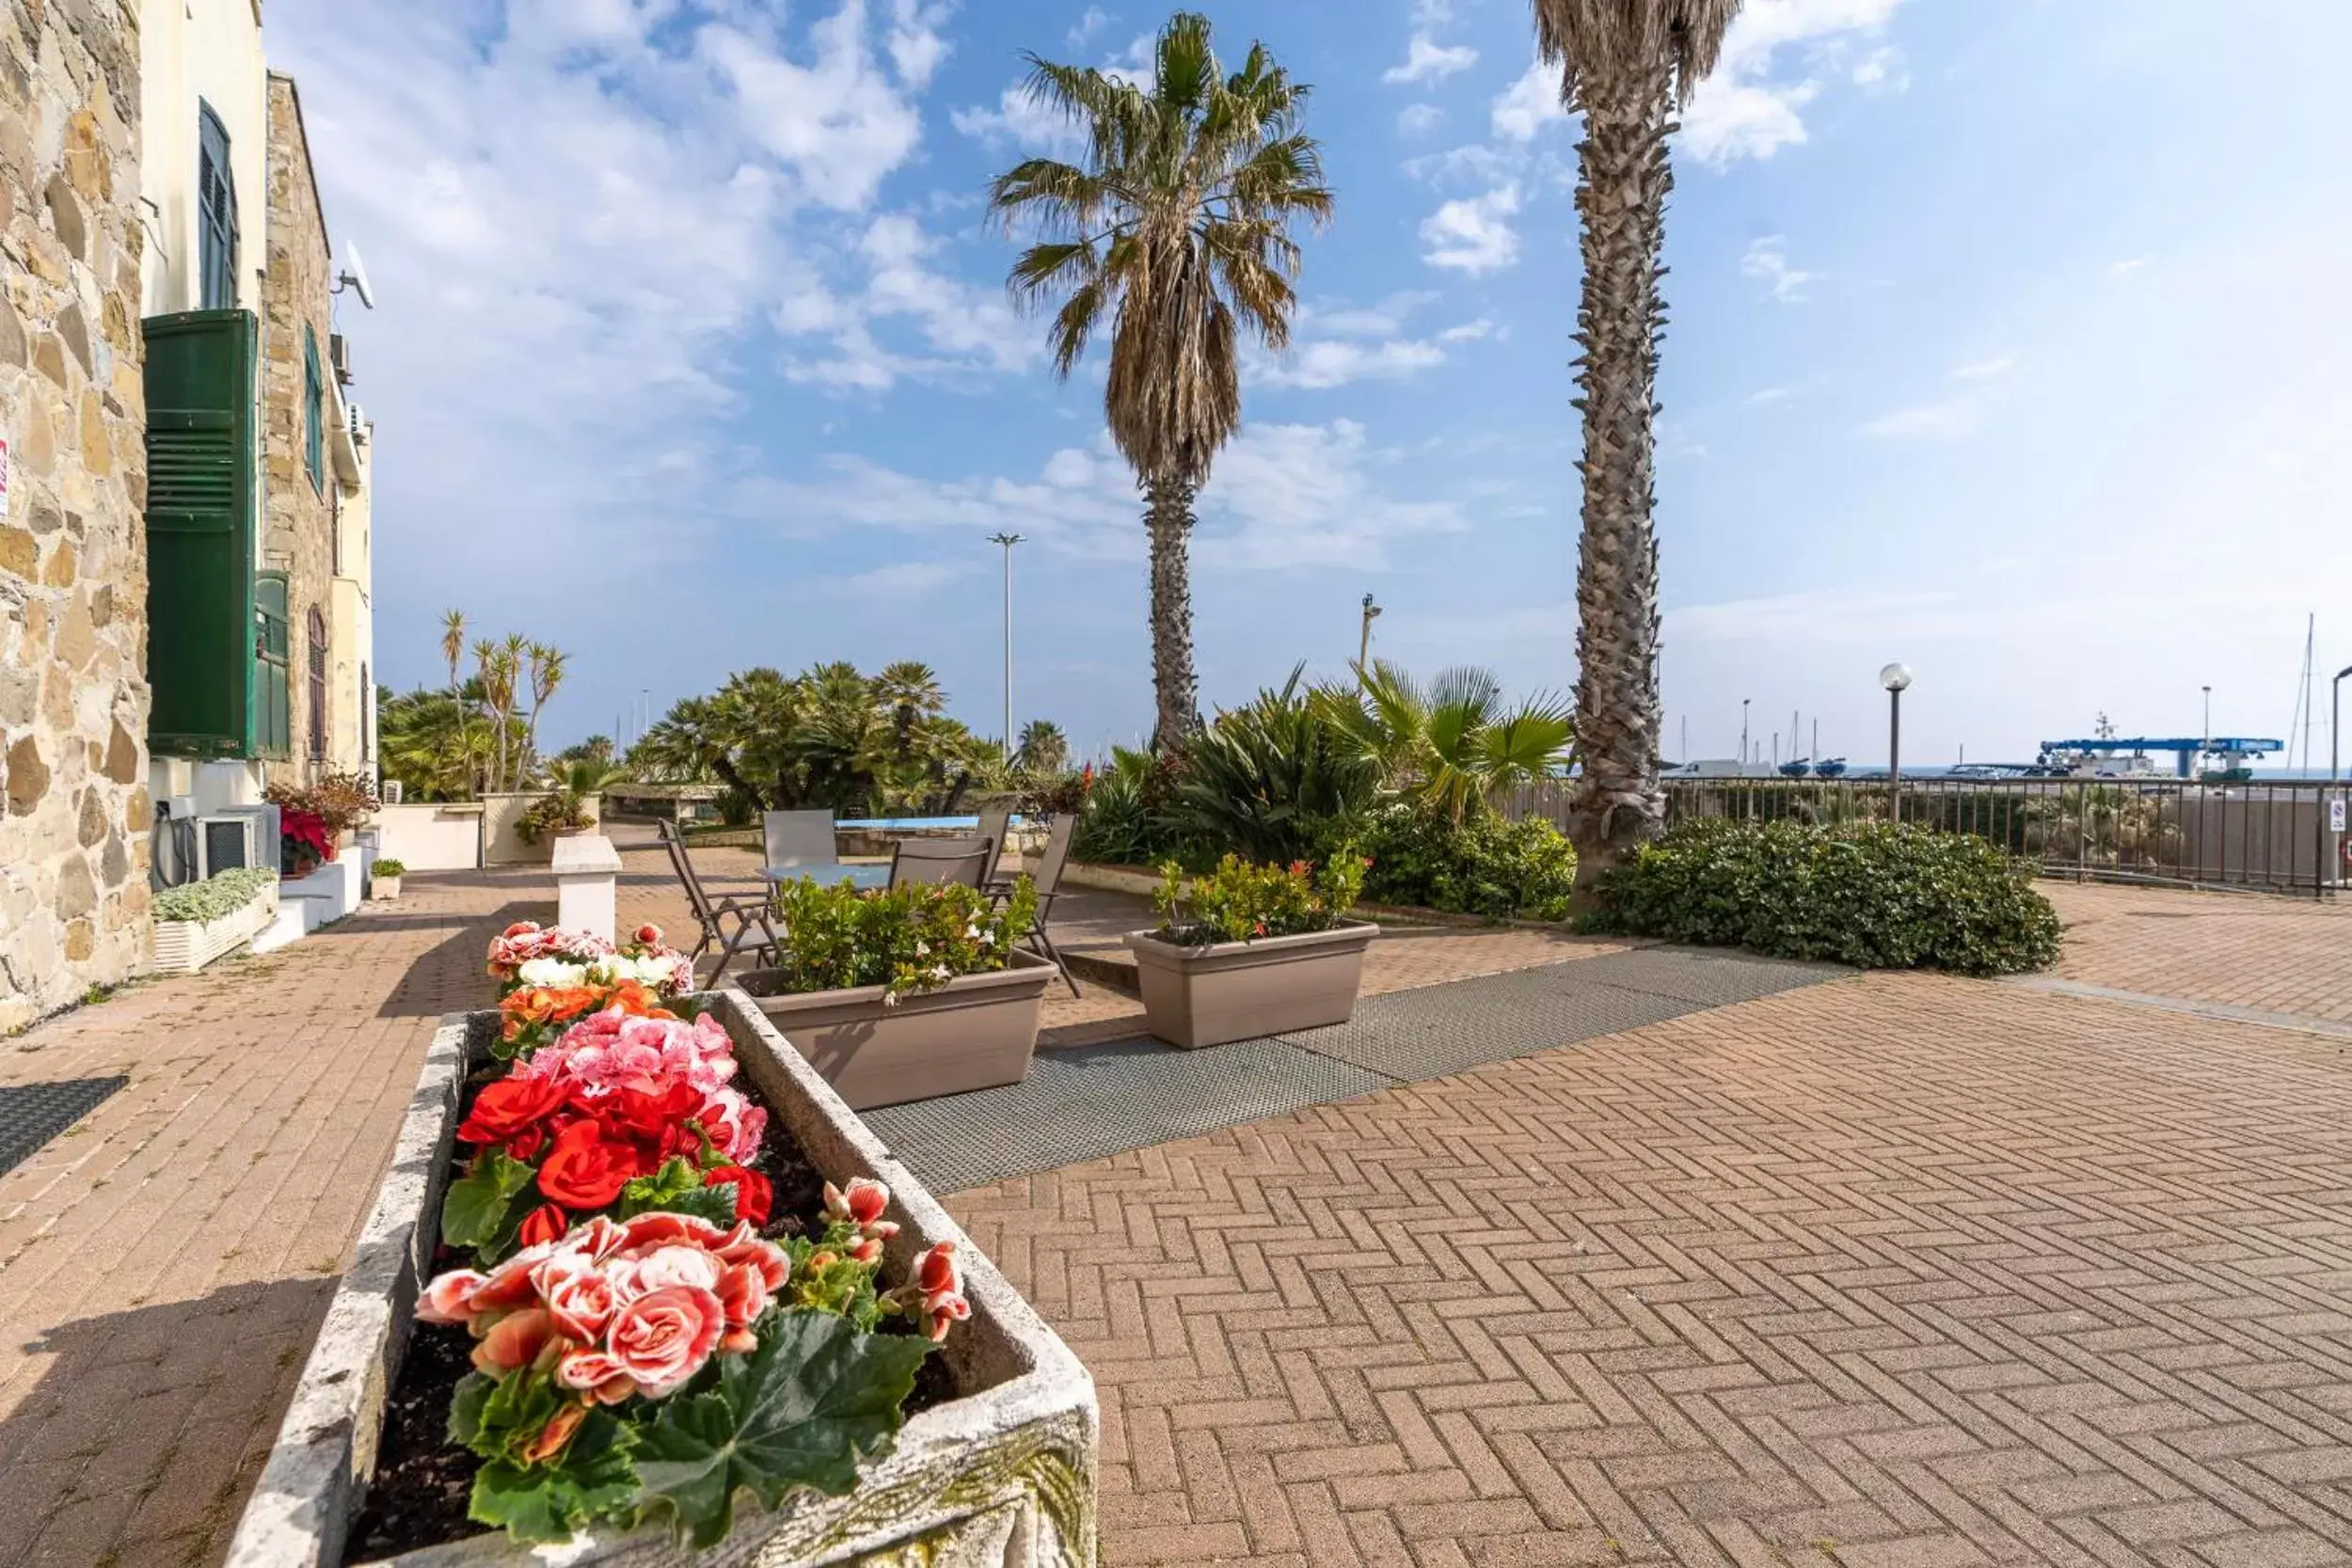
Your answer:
989,532 -> 1024,756
1359,594 -> 1382,670
1740,699 -> 1751,768
2328,664 -> 2352,897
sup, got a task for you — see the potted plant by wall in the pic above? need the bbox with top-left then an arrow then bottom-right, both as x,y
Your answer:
226,922 -> 1096,1567
370,857 -> 406,900
151,867 -> 280,974
516,788 -> 596,847
730,879 -> 1055,1109
1125,853 -> 1377,1050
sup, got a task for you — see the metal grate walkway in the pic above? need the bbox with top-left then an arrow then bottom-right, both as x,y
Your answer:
0,1075 -> 129,1179
864,946 -> 1843,1193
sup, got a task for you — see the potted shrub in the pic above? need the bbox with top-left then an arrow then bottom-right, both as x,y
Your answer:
516,789 -> 596,847
226,923 -> 1096,1567
730,879 -> 1055,1110
151,866 -> 280,974
370,857 -> 406,900
268,768 -> 383,871
1125,853 -> 1377,1050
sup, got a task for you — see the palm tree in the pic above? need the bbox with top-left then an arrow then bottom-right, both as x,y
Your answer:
439,610 -> 474,796
873,660 -> 946,760
989,11 -> 1331,747
1015,719 -> 1070,775
1533,0 -> 1740,911
522,641 -> 567,777
1317,661 -> 1575,824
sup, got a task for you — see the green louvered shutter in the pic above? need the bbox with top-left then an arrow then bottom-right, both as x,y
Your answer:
144,309 -> 258,757
254,571 -> 292,761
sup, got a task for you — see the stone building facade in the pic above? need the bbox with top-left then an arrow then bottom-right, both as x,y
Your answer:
0,0 -> 151,1030
262,71 -> 334,784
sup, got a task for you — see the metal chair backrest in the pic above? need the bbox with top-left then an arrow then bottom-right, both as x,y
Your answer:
888,835 -> 993,890
659,820 -> 721,928
762,809 -> 834,868
976,807 -> 1010,881
1030,813 -> 1077,897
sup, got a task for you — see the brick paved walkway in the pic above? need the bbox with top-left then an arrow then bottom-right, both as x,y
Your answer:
3,849 -> 2349,1568
2041,881 -> 2352,1024
953,970 -> 2352,1567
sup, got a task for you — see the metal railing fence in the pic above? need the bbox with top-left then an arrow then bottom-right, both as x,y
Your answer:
1499,776 -> 2346,895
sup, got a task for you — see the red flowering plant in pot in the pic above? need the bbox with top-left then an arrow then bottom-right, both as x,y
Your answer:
280,807 -> 334,876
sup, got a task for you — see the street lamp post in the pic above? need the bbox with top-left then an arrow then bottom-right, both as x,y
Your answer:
2328,664 -> 2352,895
1359,593 -> 1381,670
989,532 -> 1024,756
1740,699 -> 1751,768
1881,662 -> 1913,822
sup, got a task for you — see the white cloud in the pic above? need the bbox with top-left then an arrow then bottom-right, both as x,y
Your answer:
1384,35 -> 1478,87
883,0 -> 952,90
1740,235 -> 1816,302
2110,256 -> 2151,277
1401,141 -> 1515,190
704,9 -> 927,210
1861,398 -> 1978,439
1748,387 -> 1794,404
1305,292 -> 1439,339
1248,294 -> 1489,389
1200,420 -> 1466,569
1491,59 -> 1569,142
1679,0 -> 1905,167
1954,355 -> 2014,380
830,560 -> 972,595
949,85 -> 1081,155
781,213 -> 1033,390
1421,185 -> 1521,274
1396,103 -> 1446,137
1066,6 -> 1109,47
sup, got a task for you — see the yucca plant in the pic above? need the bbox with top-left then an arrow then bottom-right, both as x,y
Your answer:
1168,669 -> 1377,864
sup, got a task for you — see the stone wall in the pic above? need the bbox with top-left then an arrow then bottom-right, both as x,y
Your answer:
261,71 -> 333,784
0,0 -> 151,1032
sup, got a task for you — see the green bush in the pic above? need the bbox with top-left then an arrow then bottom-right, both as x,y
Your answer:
1163,674 -> 1377,867
1345,805 -> 1579,921
154,866 -> 278,925
1596,818 -> 2061,975
372,857 -> 407,878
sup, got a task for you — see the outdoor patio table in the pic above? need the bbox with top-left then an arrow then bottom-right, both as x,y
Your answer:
760,862 -> 892,891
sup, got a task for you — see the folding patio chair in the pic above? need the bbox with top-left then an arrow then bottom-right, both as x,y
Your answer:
1014,814 -> 1081,997
887,836 -> 993,890
976,806 -> 1011,890
658,819 -> 781,977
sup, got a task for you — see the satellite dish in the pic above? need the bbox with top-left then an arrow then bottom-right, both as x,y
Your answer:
335,240 -> 375,309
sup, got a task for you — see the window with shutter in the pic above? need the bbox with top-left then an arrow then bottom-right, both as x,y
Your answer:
255,572 -> 292,761
198,104 -> 237,310
303,327 -> 325,492
307,607 -> 328,762
144,309 -> 260,757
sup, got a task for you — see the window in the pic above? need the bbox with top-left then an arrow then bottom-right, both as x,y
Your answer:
254,572 -> 292,761
360,661 -> 372,763
307,606 -> 329,762
303,328 -> 325,492
198,103 -> 237,309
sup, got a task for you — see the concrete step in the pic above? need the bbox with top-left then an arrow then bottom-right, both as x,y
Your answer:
251,904 -> 309,955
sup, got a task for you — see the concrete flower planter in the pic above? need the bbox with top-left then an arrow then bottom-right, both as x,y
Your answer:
225,990 -> 1097,1568
369,876 -> 403,901
150,883 -> 279,974
729,951 -> 1057,1111
1125,921 -> 1377,1050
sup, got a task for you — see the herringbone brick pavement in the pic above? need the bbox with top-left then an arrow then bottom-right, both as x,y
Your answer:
2042,881 -> 2352,1023
953,971 -> 2352,1568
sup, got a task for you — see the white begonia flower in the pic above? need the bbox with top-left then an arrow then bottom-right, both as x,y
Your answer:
516,958 -> 586,988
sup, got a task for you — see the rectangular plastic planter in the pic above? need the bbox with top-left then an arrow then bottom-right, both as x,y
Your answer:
1124,921 -> 1377,1051
225,990 -> 1098,1568
151,884 -> 279,974
728,951 -> 1057,1111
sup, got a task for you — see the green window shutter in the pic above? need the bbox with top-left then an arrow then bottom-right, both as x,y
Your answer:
143,309 -> 258,758
303,326 -> 324,491
255,571 -> 292,761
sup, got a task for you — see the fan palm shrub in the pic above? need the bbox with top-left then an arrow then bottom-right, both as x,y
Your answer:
990,11 -> 1331,746
1317,660 -> 1574,823
1167,670 -> 1378,865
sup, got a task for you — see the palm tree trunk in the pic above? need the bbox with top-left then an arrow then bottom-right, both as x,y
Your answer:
1565,61 -> 1673,914
1143,474 -> 1200,748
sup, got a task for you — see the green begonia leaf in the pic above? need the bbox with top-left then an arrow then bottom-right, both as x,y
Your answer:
440,1147 -> 537,1252
467,1409 -> 642,1544
632,1308 -> 930,1548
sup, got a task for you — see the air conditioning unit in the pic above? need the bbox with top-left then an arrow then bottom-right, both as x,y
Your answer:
194,814 -> 263,879
330,331 -> 354,384
382,778 -> 404,804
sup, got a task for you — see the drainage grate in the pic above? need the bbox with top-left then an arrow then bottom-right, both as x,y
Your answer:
865,945 -> 1846,1194
0,1076 -> 129,1179
864,1037 -> 1392,1194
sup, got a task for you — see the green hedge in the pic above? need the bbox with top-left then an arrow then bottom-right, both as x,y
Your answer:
1349,806 -> 1578,922
1596,818 -> 2060,974
154,866 -> 278,925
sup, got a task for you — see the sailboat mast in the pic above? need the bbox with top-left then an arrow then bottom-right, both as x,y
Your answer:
2303,614 -> 2317,774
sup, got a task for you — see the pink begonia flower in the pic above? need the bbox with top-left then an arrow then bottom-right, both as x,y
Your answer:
824,1177 -> 891,1229
557,1349 -> 637,1405
471,1307 -> 556,1375
542,1268 -> 616,1342
417,1270 -> 485,1325
607,1285 -> 725,1397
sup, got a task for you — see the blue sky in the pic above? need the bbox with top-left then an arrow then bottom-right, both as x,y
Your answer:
271,0 -> 2352,769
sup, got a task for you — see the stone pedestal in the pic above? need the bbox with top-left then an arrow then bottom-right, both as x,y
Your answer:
552,832 -> 622,943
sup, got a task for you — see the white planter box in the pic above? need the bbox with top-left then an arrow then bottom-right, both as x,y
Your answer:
150,885 -> 279,974
227,990 -> 1098,1568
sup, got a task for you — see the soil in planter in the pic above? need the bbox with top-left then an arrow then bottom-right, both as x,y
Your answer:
348,1050 -> 959,1560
